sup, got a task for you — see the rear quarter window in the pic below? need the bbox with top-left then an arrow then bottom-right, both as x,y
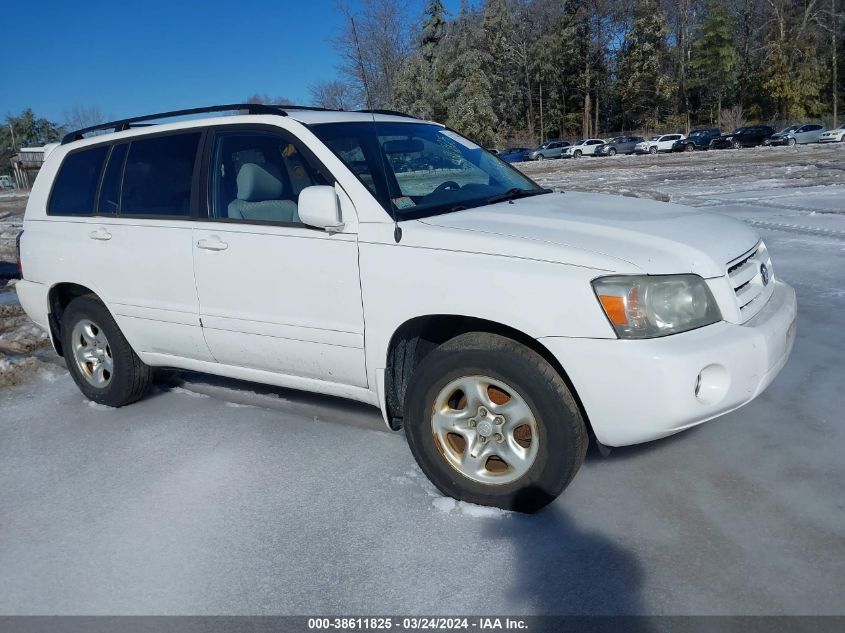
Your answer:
47,145 -> 109,215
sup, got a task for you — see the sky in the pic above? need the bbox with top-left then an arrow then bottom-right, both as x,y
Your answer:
1,0 -> 461,124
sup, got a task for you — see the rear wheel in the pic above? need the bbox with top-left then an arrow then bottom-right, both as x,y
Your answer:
61,295 -> 152,407
403,333 -> 587,513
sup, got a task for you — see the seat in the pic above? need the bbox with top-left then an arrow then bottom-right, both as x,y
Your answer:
227,162 -> 299,223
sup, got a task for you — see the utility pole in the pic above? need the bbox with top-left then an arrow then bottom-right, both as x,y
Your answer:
539,81 -> 544,144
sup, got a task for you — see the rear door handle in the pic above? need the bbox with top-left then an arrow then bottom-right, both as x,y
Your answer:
196,238 -> 228,251
89,228 -> 112,241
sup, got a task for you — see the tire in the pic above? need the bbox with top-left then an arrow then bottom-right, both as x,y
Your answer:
732,140 -> 741,149
403,332 -> 588,513
61,295 -> 152,407
536,154 -> 545,161
787,137 -> 796,147
649,146 -> 657,155
684,143 -> 694,152
608,148 -> 617,156
574,150 -> 582,158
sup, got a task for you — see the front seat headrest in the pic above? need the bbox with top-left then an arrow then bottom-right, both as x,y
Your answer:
236,163 -> 284,201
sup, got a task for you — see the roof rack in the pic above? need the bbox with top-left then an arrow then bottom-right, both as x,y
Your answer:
356,109 -> 416,119
60,103 -> 330,145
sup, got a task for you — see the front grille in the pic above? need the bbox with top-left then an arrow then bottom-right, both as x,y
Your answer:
727,241 -> 774,322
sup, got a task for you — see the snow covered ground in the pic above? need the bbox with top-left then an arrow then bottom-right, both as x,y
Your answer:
0,146 -> 843,615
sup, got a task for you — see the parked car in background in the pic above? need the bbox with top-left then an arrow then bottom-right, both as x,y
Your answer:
672,129 -> 721,152
486,147 -> 500,155
0,175 -> 15,190
562,139 -> 605,157
635,134 -> 684,154
764,124 -> 825,146
498,147 -> 532,163
528,140 -> 571,160
594,136 -> 644,156
711,125 -> 774,149
819,123 -> 845,143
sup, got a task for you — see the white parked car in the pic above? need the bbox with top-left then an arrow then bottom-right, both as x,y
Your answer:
16,104 -> 797,513
819,123 -> 845,143
635,134 -> 685,154
561,139 -> 605,157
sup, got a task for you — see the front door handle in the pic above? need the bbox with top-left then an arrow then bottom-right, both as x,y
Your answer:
196,237 -> 228,251
89,228 -> 112,241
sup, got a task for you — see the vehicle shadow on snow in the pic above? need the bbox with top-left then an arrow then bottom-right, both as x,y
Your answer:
488,488 -> 651,625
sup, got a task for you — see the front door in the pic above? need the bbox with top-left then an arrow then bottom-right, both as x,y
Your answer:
192,127 -> 367,388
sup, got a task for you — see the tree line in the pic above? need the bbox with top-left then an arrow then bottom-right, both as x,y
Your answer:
314,0 -> 844,146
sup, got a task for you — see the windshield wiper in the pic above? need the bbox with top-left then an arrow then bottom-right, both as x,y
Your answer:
486,188 -> 552,205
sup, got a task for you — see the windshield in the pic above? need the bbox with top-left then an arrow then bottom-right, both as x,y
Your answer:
649,136 -> 660,141
779,125 -> 800,134
310,122 -> 547,220
732,127 -> 747,134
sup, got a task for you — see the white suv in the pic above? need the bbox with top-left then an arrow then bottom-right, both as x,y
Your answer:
16,104 -> 797,512
635,134 -> 685,154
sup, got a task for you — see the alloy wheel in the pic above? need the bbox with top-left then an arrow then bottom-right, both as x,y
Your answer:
430,375 -> 539,485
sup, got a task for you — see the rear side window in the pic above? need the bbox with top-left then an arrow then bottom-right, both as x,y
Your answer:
121,133 -> 200,216
48,146 -> 109,215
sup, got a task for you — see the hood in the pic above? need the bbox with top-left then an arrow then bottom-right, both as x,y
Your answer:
416,192 -> 759,278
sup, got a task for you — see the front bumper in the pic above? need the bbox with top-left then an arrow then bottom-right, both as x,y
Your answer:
764,137 -> 789,146
541,280 -> 797,447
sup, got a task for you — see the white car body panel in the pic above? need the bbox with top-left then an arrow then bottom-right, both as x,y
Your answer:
819,126 -> 845,142
18,112 -> 797,447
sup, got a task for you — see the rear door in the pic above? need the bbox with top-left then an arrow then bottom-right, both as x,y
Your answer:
192,125 -> 367,388
42,134 -> 211,362
94,131 -> 213,361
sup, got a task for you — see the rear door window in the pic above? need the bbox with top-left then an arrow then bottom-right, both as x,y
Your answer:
48,145 -> 109,216
121,133 -> 201,216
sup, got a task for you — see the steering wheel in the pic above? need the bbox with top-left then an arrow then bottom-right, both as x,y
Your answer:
431,181 -> 460,195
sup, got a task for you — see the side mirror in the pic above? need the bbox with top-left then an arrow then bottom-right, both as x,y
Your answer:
299,185 -> 344,233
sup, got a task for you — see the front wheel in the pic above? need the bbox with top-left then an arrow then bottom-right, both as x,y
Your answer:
732,140 -> 741,149
649,146 -> 657,155
685,143 -> 694,152
403,333 -> 587,513
536,154 -> 545,161
61,295 -> 152,407
574,150 -> 582,158
787,137 -> 796,147
608,148 -> 617,156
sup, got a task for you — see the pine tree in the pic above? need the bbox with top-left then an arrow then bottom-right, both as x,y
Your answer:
616,0 -> 674,130
444,6 -> 499,144
689,2 -> 737,127
393,0 -> 448,120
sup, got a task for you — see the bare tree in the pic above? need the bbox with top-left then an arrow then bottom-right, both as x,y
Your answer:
246,94 -> 295,105
333,0 -> 411,108
309,80 -> 356,110
720,104 -> 747,130
63,105 -> 106,131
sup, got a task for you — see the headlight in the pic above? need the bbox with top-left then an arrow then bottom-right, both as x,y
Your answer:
592,274 -> 722,339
